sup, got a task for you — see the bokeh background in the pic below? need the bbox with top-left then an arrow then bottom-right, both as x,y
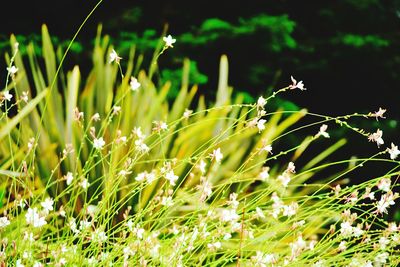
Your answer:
1,0 -> 399,158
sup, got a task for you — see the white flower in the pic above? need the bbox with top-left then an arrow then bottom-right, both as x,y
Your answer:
7,65 -> 18,76
316,124 -> 330,138
289,76 -> 306,90
15,259 -> 24,267
183,109 -> 193,119
255,207 -> 265,219
211,148 -> 223,163
340,221 -> 353,237
368,129 -> 384,147
377,178 -> 391,192
41,197 -> 54,213
257,96 -> 267,109
370,107 -> 386,121
287,162 -> 296,173
277,173 -> 291,187
197,160 -> 207,174
282,202 -> 299,217
3,90 -> 13,101
165,170 -> 179,186
387,143 -> 400,160
109,49 -> 122,64
25,208 -> 47,228
220,208 -> 239,222
130,77 -> 140,91
65,172 -> 74,185
0,216 -> 10,228
258,166 -> 270,181
257,119 -> 266,132
163,35 -> 176,48
80,178 -> 89,190
21,91 -> 29,103
93,137 -> 105,150
92,229 -> 107,243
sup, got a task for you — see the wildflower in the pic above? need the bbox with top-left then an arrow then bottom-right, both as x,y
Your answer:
197,177 -> 213,201
65,172 -> 74,185
257,96 -> 267,109
284,162 -> 294,174
153,120 -> 168,132
377,178 -> 391,192
109,49 -> 122,64
378,236 -> 390,250
7,65 -> 18,76
220,208 -> 239,223
210,148 -> 223,163
362,187 -> 375,200
387,143 -> 400,160
282,202 -> 299,217
340,221 -> 353,237
25,208 -> 47,228
15,259 -> 24,267
93,137 -> 105,150
113,106 -> 121,115
165,170 -> 179,186
91,229 -> 107,243
197,160 -> 207,174
130,77 -> 140,91
316,124 -> 330,138
374,252 -> 389,266
74,107 -> 84,122
161,196 -> 174,207
21,91 -> 29,103
80,178 -> 89,190
289,75 -> 306,91
257,119 -> 266,132
0,216 -> 10,228
135,139 -> 150,154
258,166 -> 270,181
41,197 -> 54,213
163,35 -> 176,48
207,241 -> 221,251
260,143 -> 273,154
91,113 -> 100,121
368,129 -> 384,147
376,191 -> 398,214
370,107 -> 386,121
338,241 -> 347,251
183,108 -> 193,119
255,207 -> 265,219
3,90 -> 13,101
251,251 -> 276,266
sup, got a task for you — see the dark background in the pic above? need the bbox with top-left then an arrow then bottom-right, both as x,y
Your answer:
1,0 -> 399,154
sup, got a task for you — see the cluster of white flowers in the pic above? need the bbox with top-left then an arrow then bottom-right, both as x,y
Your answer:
133,127 -> 150,154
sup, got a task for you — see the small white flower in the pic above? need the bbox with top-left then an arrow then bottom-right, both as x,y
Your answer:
0,216 -> 10,228
163,35 -> 176,48
287,162 -> 296,173
289,76 -> 306,90
3,90 -> 13,101
65,172 -> 74,185
259,166 -> 270,181
130,77 -> 140,91
197,160 -> 207,174
257,119 -> 266,132
387,143 -> 400,160
255,207 -> 265,219
41,197 -> 54,213
109,49 -> 122,64
257,96 -> 267,109
15,259 -> 24,267
21,91 -> 29,103
370,107 -> 386,121
211,148 -> 223,163
316,124 -> 330,138
80,178 -> 89,190
183,109 -> 193,119
368,129 -> 384,147
165,170 -> 179,186
25,208 -> 47,228
93,137 -> 105,150
7,65 -> 18,76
